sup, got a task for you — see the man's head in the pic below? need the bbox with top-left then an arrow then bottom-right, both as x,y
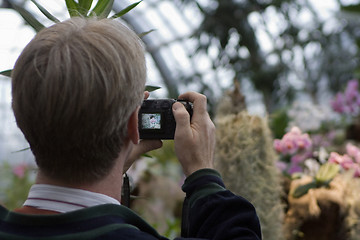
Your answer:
12,17 -> 146,184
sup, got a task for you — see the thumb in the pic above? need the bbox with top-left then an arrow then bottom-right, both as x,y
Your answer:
124,140 -> 162,173
172,102 -> 191,129
132,140 -> 163,159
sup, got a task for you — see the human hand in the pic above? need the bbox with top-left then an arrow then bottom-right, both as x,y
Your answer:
123,91 -> 162,173
172,92 -> 216,176
123,139 -> 162,173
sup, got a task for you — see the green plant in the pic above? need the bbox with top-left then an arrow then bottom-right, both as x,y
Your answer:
215,86 -> 284,239
0,0 -> 135,75
0,0 -> 159,156
0,162 -> 35,210
0,0 -> 160,93
292,163 -> 340,198
15,0 -> 140,31
215,112 -> 285,240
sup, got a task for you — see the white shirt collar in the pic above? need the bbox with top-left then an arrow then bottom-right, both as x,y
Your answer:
23,184 -> 120,213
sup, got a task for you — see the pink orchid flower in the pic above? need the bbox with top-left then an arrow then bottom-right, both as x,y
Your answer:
12,163 -> 28,179
328,152 -> 343,165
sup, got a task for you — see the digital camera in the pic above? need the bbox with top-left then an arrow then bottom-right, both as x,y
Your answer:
138,99 -> 193,139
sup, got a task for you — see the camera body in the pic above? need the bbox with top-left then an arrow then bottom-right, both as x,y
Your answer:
139,99 -> 193,139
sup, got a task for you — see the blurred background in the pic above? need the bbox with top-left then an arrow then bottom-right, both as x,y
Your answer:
1,0 -> 359,164
2,1 -> 360,239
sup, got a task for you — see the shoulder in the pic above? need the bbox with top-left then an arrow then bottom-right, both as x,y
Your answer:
0,204 -> 167,240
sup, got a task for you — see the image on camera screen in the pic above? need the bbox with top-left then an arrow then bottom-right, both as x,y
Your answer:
141,113 -> 161,130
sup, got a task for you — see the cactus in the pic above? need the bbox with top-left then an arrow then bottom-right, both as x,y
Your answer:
214,82 -> 285,240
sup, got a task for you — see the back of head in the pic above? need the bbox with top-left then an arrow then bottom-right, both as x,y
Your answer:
11,17 -> 146,184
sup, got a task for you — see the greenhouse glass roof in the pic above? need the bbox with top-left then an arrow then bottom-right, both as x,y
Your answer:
0,0 -> 237,164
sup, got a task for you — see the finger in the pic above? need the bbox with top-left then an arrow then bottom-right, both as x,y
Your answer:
178,92 -> 208,119
134,140 -> 163,158
124,140 -> 163,173
144,91 -> 150,100
172,102 -> 192,138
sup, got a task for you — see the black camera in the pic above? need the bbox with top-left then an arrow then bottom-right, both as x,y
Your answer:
138,99 -> 193,139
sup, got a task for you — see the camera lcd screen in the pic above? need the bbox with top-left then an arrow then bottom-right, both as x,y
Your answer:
141,113 -> 162,130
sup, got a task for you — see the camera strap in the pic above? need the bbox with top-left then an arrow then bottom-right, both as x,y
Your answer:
122,173 -> 131,208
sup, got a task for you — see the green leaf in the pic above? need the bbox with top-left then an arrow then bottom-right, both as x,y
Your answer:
78,0 -> 93,16
141,153 -> 153,158
89,0 -> 114,18
12,147 -> 30,153
269,108 -> 290,139
292,163 -> 340,199
10,2 -> 45,32
65,0 -> 81,17
292,180 -> 317,198
195,2 -> 206,14
0,69 -> 12,78
138,29 -> 156,38
31,0 -> 60,23
341,4 -> 360,14
110,1 -> 141,19
145,85 -> 161,92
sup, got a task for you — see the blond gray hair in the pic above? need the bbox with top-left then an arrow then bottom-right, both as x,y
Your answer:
12,17 -> 146,184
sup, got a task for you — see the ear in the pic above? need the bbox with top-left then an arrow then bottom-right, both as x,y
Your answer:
127,106 -> 140,144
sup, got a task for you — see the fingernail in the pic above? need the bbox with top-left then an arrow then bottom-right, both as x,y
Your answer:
172,102 -> 181,111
